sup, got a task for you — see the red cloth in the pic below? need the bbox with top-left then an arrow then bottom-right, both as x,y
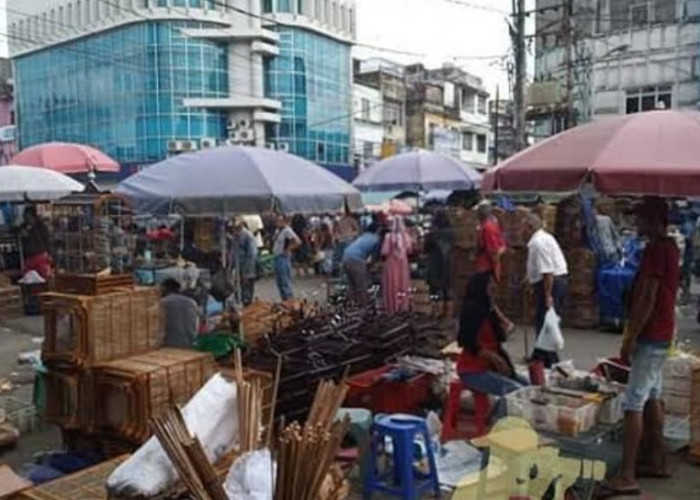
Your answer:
637,238 -> 679,343
23,252 -> 52,279
474,219 -> 506,273
457,320 -> 499,374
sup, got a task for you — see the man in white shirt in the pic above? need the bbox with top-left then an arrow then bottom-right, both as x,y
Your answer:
523,213 -> 569,367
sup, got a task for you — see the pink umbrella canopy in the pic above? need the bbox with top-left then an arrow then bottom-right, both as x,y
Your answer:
12,142 -> 120,174
367,199 -> 413,215
483,110 -> 700,197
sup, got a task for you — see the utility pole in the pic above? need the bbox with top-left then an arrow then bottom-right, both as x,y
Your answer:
493,85 -> 500,165
512,0 -> 526,152
563,0 -> 574,129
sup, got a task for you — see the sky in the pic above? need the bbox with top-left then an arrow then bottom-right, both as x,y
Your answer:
0,0 -> 531,96
355,0 -> 530,99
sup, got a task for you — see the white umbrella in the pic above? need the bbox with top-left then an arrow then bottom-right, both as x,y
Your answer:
0,165 -> 84,202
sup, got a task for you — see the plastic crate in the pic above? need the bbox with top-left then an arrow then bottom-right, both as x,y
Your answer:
345,365 -> 432,414
505,387 -> 599,437
0,396 -> 40,434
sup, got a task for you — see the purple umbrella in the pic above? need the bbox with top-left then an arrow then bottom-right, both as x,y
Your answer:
116,146 -> 362,215
353,150 -> 483,192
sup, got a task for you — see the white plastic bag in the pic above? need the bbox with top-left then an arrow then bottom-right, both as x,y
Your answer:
223,449 -> 275,500
106,373 -> 239,497
535,308 -> 564,351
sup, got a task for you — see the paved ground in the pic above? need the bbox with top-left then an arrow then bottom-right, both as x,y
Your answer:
0,275 -> 698,498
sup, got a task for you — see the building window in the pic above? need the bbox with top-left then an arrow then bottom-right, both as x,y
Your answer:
477,95 -> 487,115
476,134 -> 487,153
631,3 -> 648,28
361,98 -> 370,121
363,141 -> 373,159
384,102 -> 402,127
278,0 -> 292,12
654,0 -> 675,23
263,0 -> 273,12
462,132 -> 473,151
428,123 -> 437,148
463,90 -> 475,113
625,85 -> 672,114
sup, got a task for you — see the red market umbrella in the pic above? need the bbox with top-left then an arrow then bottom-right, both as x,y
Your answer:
483,110 -> 700,197
12,142 -> 120,174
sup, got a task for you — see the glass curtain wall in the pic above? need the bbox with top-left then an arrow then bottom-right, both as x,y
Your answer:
264,27 -> 351,165
15,21 -> 229,164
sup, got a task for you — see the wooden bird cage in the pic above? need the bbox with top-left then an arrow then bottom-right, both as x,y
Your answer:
51,188 -> 135,275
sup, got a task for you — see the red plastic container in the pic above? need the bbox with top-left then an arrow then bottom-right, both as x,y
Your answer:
345,365 -> 432,413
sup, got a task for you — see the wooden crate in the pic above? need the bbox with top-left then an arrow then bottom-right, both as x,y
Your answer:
566,248 -> 597,296
41,288 -> 163,369
0,285 -> 23,320
54,273 -> 134,296
14,455 -> 128,500
92,349 -> 215,443
448,207 -> 478,250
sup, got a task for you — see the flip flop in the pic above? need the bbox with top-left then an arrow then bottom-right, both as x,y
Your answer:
594,482 -> 641,499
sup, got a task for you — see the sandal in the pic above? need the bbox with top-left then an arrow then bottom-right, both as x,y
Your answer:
594,482 -> 641,499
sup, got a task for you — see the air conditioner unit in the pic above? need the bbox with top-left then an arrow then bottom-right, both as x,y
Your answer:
227,119 -> 237,131
225,138 -> 238,146
180,139 -> 199,151
201,137 -> 217,149
239,119 -> 252,129
167,140 -> 181,152
265,142 -> 276,149
238,129 -> 255,142
277,142 -> 290,152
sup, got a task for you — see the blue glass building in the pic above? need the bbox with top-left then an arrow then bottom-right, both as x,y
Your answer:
264,27 -> 352,166
14,20 -> 229,165
10,0 -> 356,172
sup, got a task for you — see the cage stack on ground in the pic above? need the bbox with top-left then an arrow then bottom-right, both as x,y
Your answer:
448,206 -> 477,309
554,197 -> 599,329
40,274 -> 216,455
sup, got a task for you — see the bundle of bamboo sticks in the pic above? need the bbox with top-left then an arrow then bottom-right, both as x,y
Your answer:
306,378 -> 350,431
151,405 -> 227,500
274,417 -> 350,500
237,376 -> 263,453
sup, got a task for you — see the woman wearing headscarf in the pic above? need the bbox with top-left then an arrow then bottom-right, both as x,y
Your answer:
458,271 -> 526,421
381,216 -> 413,315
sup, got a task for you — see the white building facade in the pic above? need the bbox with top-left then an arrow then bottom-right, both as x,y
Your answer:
352,82 -> 383,169
532,0 -> 700,138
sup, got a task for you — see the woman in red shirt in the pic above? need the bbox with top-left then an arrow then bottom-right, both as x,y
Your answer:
458,271 -> 527,421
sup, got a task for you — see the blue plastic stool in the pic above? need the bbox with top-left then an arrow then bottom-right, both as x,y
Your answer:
368,414 -> 441,499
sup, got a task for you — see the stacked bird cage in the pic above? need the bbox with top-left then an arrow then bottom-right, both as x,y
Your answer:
91,349 -> 215,443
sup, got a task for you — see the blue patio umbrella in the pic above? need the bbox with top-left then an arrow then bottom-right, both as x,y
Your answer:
116,146 -> 362,216
353,150 -> 483,192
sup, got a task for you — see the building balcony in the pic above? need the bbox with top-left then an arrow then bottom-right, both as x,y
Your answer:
251,41 -> 280,57
180,27 -> 280,44
183,97 -> 282,111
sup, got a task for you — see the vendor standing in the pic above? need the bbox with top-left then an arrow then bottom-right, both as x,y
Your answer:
273,215 -> 301,301
19,207 -> 52,279
475,202 -> 507,282
522,213 -> 568,367
597,198 -> 677,499
232,218 -> 259,306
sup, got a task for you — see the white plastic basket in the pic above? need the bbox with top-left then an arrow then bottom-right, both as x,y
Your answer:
505,386 -> 599,437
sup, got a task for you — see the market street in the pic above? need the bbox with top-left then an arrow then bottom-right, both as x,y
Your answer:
1,275 -> 699,498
